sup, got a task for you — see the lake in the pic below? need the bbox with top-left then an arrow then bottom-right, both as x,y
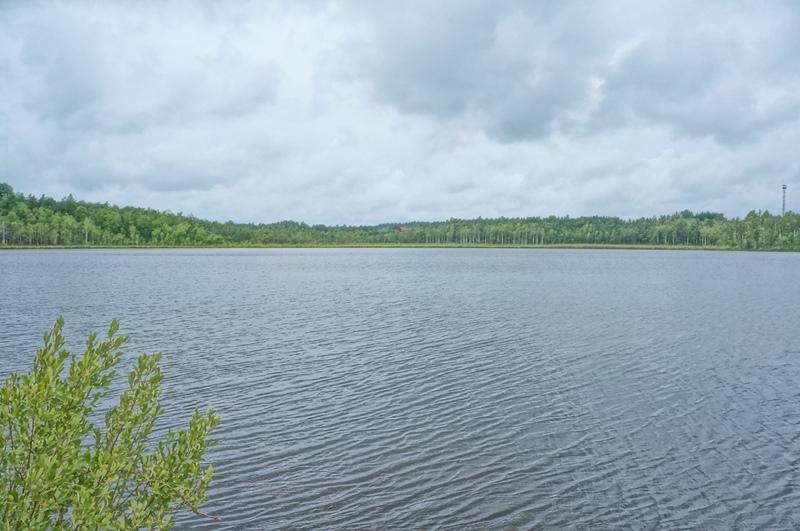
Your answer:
1,248 -> 799,529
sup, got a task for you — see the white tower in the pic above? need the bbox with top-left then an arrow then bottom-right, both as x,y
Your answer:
783,184 -> 787,216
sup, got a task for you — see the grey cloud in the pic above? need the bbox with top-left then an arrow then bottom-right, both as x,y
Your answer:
594,10 -> 800,144
350,1 -> 800,144
350,2 -> 601,141
8,2 -> 280,135
2,1 -> 799,224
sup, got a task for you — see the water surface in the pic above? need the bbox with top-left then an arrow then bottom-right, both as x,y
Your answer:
1,249 -> 799,529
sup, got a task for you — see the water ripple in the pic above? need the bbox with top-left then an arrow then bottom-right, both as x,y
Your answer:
1,249 -> 800,529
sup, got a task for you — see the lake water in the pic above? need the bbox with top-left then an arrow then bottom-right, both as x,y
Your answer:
1,248 -> 800,529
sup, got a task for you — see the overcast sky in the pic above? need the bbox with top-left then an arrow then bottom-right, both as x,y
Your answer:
1,1 -> 799,224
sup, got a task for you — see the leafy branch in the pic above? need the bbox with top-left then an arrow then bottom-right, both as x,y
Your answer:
0,318 -> 220,530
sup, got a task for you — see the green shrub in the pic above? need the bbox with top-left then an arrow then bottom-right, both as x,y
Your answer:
0,317 -> 220,529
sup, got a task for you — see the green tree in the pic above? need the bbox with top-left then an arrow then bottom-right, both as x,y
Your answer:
0,318 -> 220,529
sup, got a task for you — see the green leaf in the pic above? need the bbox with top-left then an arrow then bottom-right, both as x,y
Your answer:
0,317 -> 220,529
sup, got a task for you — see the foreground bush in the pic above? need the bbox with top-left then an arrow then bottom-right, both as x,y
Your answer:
0,318 -> 220,529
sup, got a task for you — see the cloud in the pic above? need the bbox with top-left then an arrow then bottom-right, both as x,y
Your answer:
348,2 -> 601,141
1,0 -> 799,224
592,2 -> 800,144
351,1 -> 800,144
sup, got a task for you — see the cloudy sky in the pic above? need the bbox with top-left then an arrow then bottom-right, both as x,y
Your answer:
1,1 -> 799,224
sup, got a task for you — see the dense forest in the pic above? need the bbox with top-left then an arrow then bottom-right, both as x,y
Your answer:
1,182 -> 798,250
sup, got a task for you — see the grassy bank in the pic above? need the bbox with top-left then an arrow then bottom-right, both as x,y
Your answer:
0,243 -> 781,251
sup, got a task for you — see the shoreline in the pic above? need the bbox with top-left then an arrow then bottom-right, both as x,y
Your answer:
1,243 -> 797,252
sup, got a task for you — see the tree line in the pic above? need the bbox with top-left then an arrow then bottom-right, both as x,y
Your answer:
1,182 -> 798,250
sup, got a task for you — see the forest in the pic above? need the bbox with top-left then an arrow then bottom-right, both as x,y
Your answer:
1,182 -> 798,250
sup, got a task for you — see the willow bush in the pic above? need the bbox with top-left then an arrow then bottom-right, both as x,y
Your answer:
0,318 -> 220,529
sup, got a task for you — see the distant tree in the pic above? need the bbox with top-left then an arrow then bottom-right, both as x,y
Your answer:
0,183 -> 14,200
1,181 -> 799,250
